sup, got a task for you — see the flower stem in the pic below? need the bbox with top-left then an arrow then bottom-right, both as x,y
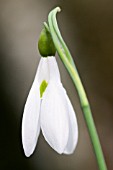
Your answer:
48,7 -> 107,170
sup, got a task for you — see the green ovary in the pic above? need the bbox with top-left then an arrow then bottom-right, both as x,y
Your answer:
40,80 -> 48,98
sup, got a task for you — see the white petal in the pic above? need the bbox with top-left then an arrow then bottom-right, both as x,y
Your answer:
22,78 -> 41,157
36,57 -> 49,84
47,56 -> 61,83
40,83 -> 69,154
63,94 -> 78,154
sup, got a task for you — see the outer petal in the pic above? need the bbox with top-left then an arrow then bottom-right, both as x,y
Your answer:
40,83 -> 69,154
22,80 -> 41,157
63,93 -> 78,154
47,56 -> 61,83
48,56 -> 78,154
22,57 -> 50,157
36,57 -> 49,84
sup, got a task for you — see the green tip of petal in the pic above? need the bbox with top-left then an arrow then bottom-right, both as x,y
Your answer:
40,80 -> 48,98
38,27 -> 56,57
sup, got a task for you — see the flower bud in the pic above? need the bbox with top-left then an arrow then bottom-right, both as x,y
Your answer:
38,28 -> 56,57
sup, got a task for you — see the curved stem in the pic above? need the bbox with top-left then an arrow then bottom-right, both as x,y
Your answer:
48,7 -> 107,170
50,8 -> 77,71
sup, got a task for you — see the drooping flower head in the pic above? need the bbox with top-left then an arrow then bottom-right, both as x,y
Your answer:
22,28 -> 78,157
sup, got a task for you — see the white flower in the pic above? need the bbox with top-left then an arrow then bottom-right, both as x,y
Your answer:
22,56 -> 78,157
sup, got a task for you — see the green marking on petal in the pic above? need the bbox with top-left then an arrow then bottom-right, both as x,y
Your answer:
40,80 -> 48,98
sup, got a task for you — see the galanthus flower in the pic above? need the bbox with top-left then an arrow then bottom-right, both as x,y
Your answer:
22,56 -> 78,157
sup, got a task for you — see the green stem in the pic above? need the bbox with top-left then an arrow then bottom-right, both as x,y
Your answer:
83,106 -> 107,170
48,7 -> 107,170
52,9 -> 76,70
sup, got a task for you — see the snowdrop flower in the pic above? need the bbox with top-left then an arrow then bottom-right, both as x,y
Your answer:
22,27 -> 78,157
22,56 -> 78,157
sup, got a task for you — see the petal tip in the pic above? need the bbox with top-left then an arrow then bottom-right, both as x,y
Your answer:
22,143 -> 34,157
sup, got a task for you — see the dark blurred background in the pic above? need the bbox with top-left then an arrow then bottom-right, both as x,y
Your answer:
0,0 -> 113,169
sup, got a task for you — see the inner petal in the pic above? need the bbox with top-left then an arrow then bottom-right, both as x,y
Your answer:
40,80 -> 48,98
